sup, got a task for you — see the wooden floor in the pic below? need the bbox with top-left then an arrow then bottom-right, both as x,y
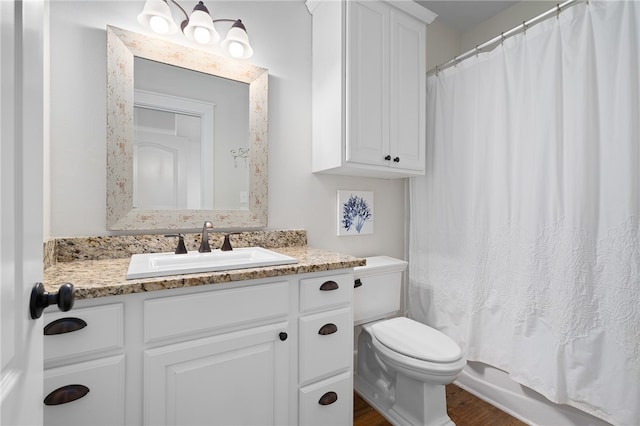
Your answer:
354,384 -> 526,426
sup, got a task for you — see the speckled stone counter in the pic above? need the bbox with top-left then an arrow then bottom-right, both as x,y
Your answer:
48,230 -> 308,264
43,245 -> 365,300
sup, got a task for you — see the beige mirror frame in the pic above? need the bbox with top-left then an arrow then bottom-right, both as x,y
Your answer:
106,26 -> 268,230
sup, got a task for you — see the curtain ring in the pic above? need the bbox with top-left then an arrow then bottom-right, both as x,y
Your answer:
501,32 -> 505,45
556,3 -> 561,19
522,21 -> 528,34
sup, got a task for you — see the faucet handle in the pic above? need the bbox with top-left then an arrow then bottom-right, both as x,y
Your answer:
221,233 -> 241,251
165,234 -> 187,254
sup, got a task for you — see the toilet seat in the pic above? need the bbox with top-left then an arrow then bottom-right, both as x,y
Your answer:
369,317 -> 462,363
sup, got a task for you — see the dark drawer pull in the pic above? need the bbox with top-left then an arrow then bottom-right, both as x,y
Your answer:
354,278 -> 362,288
44,384 -> 90,406
318,391 -> 338,406
318,323 -> 338,335
44,317 -> 87,335
319,280 -> 339,291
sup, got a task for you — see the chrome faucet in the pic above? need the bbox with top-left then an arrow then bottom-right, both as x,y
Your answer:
198,221 -> 214,253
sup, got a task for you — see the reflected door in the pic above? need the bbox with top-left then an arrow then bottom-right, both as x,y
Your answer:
133,101 -> 212,210
134,132 -> 190,209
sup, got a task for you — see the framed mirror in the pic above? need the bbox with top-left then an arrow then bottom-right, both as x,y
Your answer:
106,26 -> 268,230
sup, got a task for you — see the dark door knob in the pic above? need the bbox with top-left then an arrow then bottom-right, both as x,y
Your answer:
30,282 -> 74,319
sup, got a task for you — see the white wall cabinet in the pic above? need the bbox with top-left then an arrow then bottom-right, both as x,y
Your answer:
308,0 -> 435,178
43,270 -> 354,426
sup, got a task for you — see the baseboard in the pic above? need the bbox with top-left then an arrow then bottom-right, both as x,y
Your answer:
454,362 -> 612,426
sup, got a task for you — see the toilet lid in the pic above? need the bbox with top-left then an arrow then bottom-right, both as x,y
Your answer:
370,317 -> 462,363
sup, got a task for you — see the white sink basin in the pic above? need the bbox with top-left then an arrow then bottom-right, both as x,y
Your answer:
126,247 -> 298,279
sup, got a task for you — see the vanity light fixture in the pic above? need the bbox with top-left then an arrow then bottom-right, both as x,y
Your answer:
137,0 -> 254,59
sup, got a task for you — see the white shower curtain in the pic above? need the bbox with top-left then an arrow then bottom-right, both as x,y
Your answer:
409,2 -> 639,425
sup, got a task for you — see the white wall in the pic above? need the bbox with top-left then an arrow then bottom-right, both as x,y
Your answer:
426,19 -> 461,71
47,1 -> 544,257
47,0 -> 415,258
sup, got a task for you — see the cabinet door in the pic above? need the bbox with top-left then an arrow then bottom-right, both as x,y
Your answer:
299,307 -> 352,385
389,9 -> 426,172
299,371 -> 353,426
144,322 -> 289,426
346,0 -> 390,167
44,355 -> 125,426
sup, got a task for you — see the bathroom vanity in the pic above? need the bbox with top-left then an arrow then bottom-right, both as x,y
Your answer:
42,237 -> 363,426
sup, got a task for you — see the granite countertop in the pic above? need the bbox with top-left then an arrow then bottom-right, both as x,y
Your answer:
43,246 -> 366,300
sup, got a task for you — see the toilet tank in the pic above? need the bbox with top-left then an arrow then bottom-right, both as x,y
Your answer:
353,256 -> 408,325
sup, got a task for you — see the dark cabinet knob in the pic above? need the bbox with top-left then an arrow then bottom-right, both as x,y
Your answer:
279,332 -> 288,341
319,280 -> 339,291
30,282 -> 74,320
44,384 -> 90,406
384,155 -> 391,161
44,317 -> 87,335
393,157 -> 400,162
318,323 -> 338,335
354,278 -> 362,288
318,391 -> 338,406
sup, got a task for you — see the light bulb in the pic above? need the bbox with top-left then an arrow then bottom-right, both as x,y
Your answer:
149,15 -> 169,34
228,41 -> 245,58
193,27 -> 211,44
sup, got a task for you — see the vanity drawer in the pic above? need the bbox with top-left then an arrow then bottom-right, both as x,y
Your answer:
44,304 -> 124,364
144,281 -> 289,343
299,371 -> 352,426
299,273 -> 352,313
44,355 -> 125,426
299,307 -> 352,384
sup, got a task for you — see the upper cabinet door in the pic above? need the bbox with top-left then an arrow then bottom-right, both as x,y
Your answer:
346,1 -> 390,167
389,9 -> 426,172
308,0 -> 434,178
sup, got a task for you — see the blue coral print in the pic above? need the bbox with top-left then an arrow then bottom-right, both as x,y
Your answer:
342,194 -> 372,234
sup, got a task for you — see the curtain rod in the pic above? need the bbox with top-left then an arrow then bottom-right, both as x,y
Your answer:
427,0 -> 583,77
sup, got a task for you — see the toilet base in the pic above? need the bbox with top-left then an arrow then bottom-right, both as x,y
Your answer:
355,373 -> 455,426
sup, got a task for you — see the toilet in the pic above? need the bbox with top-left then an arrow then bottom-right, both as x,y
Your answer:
354,256 -> 466,426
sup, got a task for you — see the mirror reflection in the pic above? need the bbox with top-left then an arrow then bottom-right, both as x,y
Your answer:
133,58 -> 250,211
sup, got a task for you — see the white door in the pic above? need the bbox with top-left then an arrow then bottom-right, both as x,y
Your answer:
346,0 -> 390,167
144,322 -> 289,426
389,8 -> 426,171
0,0 -> 45,425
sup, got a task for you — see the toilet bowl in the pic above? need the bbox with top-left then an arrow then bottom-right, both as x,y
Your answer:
354,257 -> 466,426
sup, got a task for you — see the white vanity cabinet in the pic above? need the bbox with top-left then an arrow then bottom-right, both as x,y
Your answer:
143,281 -> 291,426
298,274 -> 354,425
43,304 -> 126,426
43,269 -> 355,426
307,0 -> 435,178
